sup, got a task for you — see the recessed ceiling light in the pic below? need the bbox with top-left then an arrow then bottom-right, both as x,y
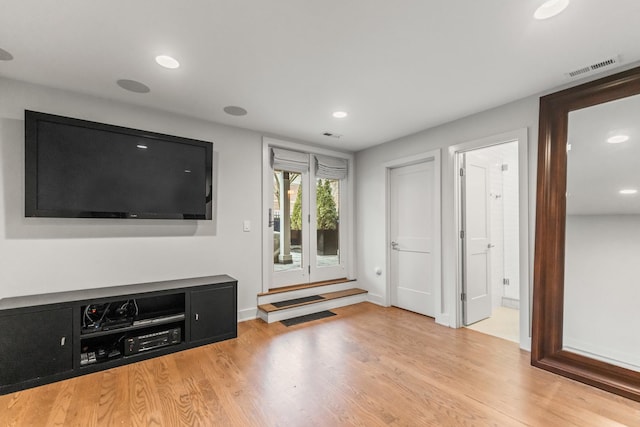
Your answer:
117,79 -> 151,93
223,106 -> 248,116
0,47 -> 13,61
607,134 -> 629,144
619,189 -> 637,195
155,55 -> 180,69
534,0 -> 570,20
332,111 -> 348,119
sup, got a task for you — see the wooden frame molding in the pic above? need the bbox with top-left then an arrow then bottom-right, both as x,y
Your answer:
532,65 -> 640,401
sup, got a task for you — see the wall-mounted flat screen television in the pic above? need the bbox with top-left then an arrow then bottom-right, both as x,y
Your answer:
25,110 -> 213,219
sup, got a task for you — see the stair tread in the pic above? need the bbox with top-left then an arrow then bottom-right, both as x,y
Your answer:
258,278 -> 353,296
258,288 -> 367,313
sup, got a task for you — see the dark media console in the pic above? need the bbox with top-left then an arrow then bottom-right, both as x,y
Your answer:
0,275 -> 237,395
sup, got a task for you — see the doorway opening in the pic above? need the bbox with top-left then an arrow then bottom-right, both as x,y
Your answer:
262,140 -> 352,292
459,141 -> 520,343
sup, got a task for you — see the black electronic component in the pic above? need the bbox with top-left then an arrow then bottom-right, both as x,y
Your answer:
81,300 -> 138,333
124,328 -> 181,355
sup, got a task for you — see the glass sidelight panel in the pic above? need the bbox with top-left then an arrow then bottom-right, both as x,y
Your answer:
273,170 -> 303,272
316,178 -> 340,268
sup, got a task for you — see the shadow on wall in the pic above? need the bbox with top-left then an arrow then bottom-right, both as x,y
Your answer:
0,118 -> 218,239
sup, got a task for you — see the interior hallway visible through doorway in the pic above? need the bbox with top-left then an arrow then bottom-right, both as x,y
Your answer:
461,141 -> 520,343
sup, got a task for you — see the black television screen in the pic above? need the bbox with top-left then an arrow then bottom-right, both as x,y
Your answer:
25,110 -> 213,219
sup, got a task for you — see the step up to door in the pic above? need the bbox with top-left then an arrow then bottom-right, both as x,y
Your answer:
258,278 -> 352,296
257,279 -> 356,306
257,287 -> 367,324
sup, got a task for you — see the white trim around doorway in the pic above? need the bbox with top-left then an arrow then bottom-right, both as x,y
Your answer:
449,128 -> 531,351
261,137 -> 356,294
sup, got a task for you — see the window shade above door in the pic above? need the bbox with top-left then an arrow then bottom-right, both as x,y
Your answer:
315,154 -> 348,180
271,147 -> 309,173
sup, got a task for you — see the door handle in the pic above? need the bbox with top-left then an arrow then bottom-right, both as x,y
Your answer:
391,241 -> 399,249
487,243 -> 495,249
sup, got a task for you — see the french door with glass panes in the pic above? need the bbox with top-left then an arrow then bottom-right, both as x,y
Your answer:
270,148 -> 347,288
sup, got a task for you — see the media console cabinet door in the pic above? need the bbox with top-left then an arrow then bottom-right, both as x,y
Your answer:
190,284 -> 237,344
0,308 -> 73,386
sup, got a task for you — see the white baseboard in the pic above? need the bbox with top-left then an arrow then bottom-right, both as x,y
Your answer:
367,293 -> 386,306
237,307 -> 257,322
501,297 -> 520,310
436,313 -> 451,328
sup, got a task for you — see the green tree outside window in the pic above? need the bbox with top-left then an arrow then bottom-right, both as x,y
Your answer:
291,179 -> 338,230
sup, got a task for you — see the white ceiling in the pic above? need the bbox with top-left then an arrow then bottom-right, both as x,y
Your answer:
1,0 -> 640,152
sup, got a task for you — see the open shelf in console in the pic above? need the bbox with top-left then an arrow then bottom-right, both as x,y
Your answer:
80,293 -> 185,336
79,322 -> 184,367
79,292 -> 186,366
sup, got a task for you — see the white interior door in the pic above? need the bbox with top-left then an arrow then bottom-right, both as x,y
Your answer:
390,161 -> 435,317
462,151 -> 492,325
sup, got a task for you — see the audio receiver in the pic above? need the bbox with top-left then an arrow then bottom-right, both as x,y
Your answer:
124,327 -> 181,356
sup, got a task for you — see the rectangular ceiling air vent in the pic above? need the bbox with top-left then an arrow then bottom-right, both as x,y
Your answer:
323,132 -> 342,139
566,55 -> 622,79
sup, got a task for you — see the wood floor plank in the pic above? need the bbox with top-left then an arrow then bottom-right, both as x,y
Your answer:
128,357 -> 166,426
43,378 -> 77,426
175,347 -> 236,426
1,302 -> 639,426
96,368 -> 130,426
0,385 -> 33,427
52,372 -> 101,427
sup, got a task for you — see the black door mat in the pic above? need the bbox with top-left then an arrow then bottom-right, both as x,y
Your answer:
272,295 -> 325,308
281,310 -> 336,327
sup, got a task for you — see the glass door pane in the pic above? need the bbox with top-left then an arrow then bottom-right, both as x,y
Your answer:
316,178 -> 340,268
273,170 -> 303,273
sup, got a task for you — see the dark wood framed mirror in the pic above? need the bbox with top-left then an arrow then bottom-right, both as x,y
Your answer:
532,64 -> 640,401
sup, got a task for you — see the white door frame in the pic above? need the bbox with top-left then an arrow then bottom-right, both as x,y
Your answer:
449,128 -> 531,350
384,149 -> 442,322
261,137 -> 355,293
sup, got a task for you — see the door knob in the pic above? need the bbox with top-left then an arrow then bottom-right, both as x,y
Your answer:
391,241 -> 399,249
487,243 -> 495,249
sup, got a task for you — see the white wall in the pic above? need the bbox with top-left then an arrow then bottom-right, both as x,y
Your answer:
355,95 -> 538,334
564,215 -> 640,370
0,77 -> 263,321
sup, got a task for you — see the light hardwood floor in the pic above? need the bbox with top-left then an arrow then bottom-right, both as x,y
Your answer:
1,302 -> 639,426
